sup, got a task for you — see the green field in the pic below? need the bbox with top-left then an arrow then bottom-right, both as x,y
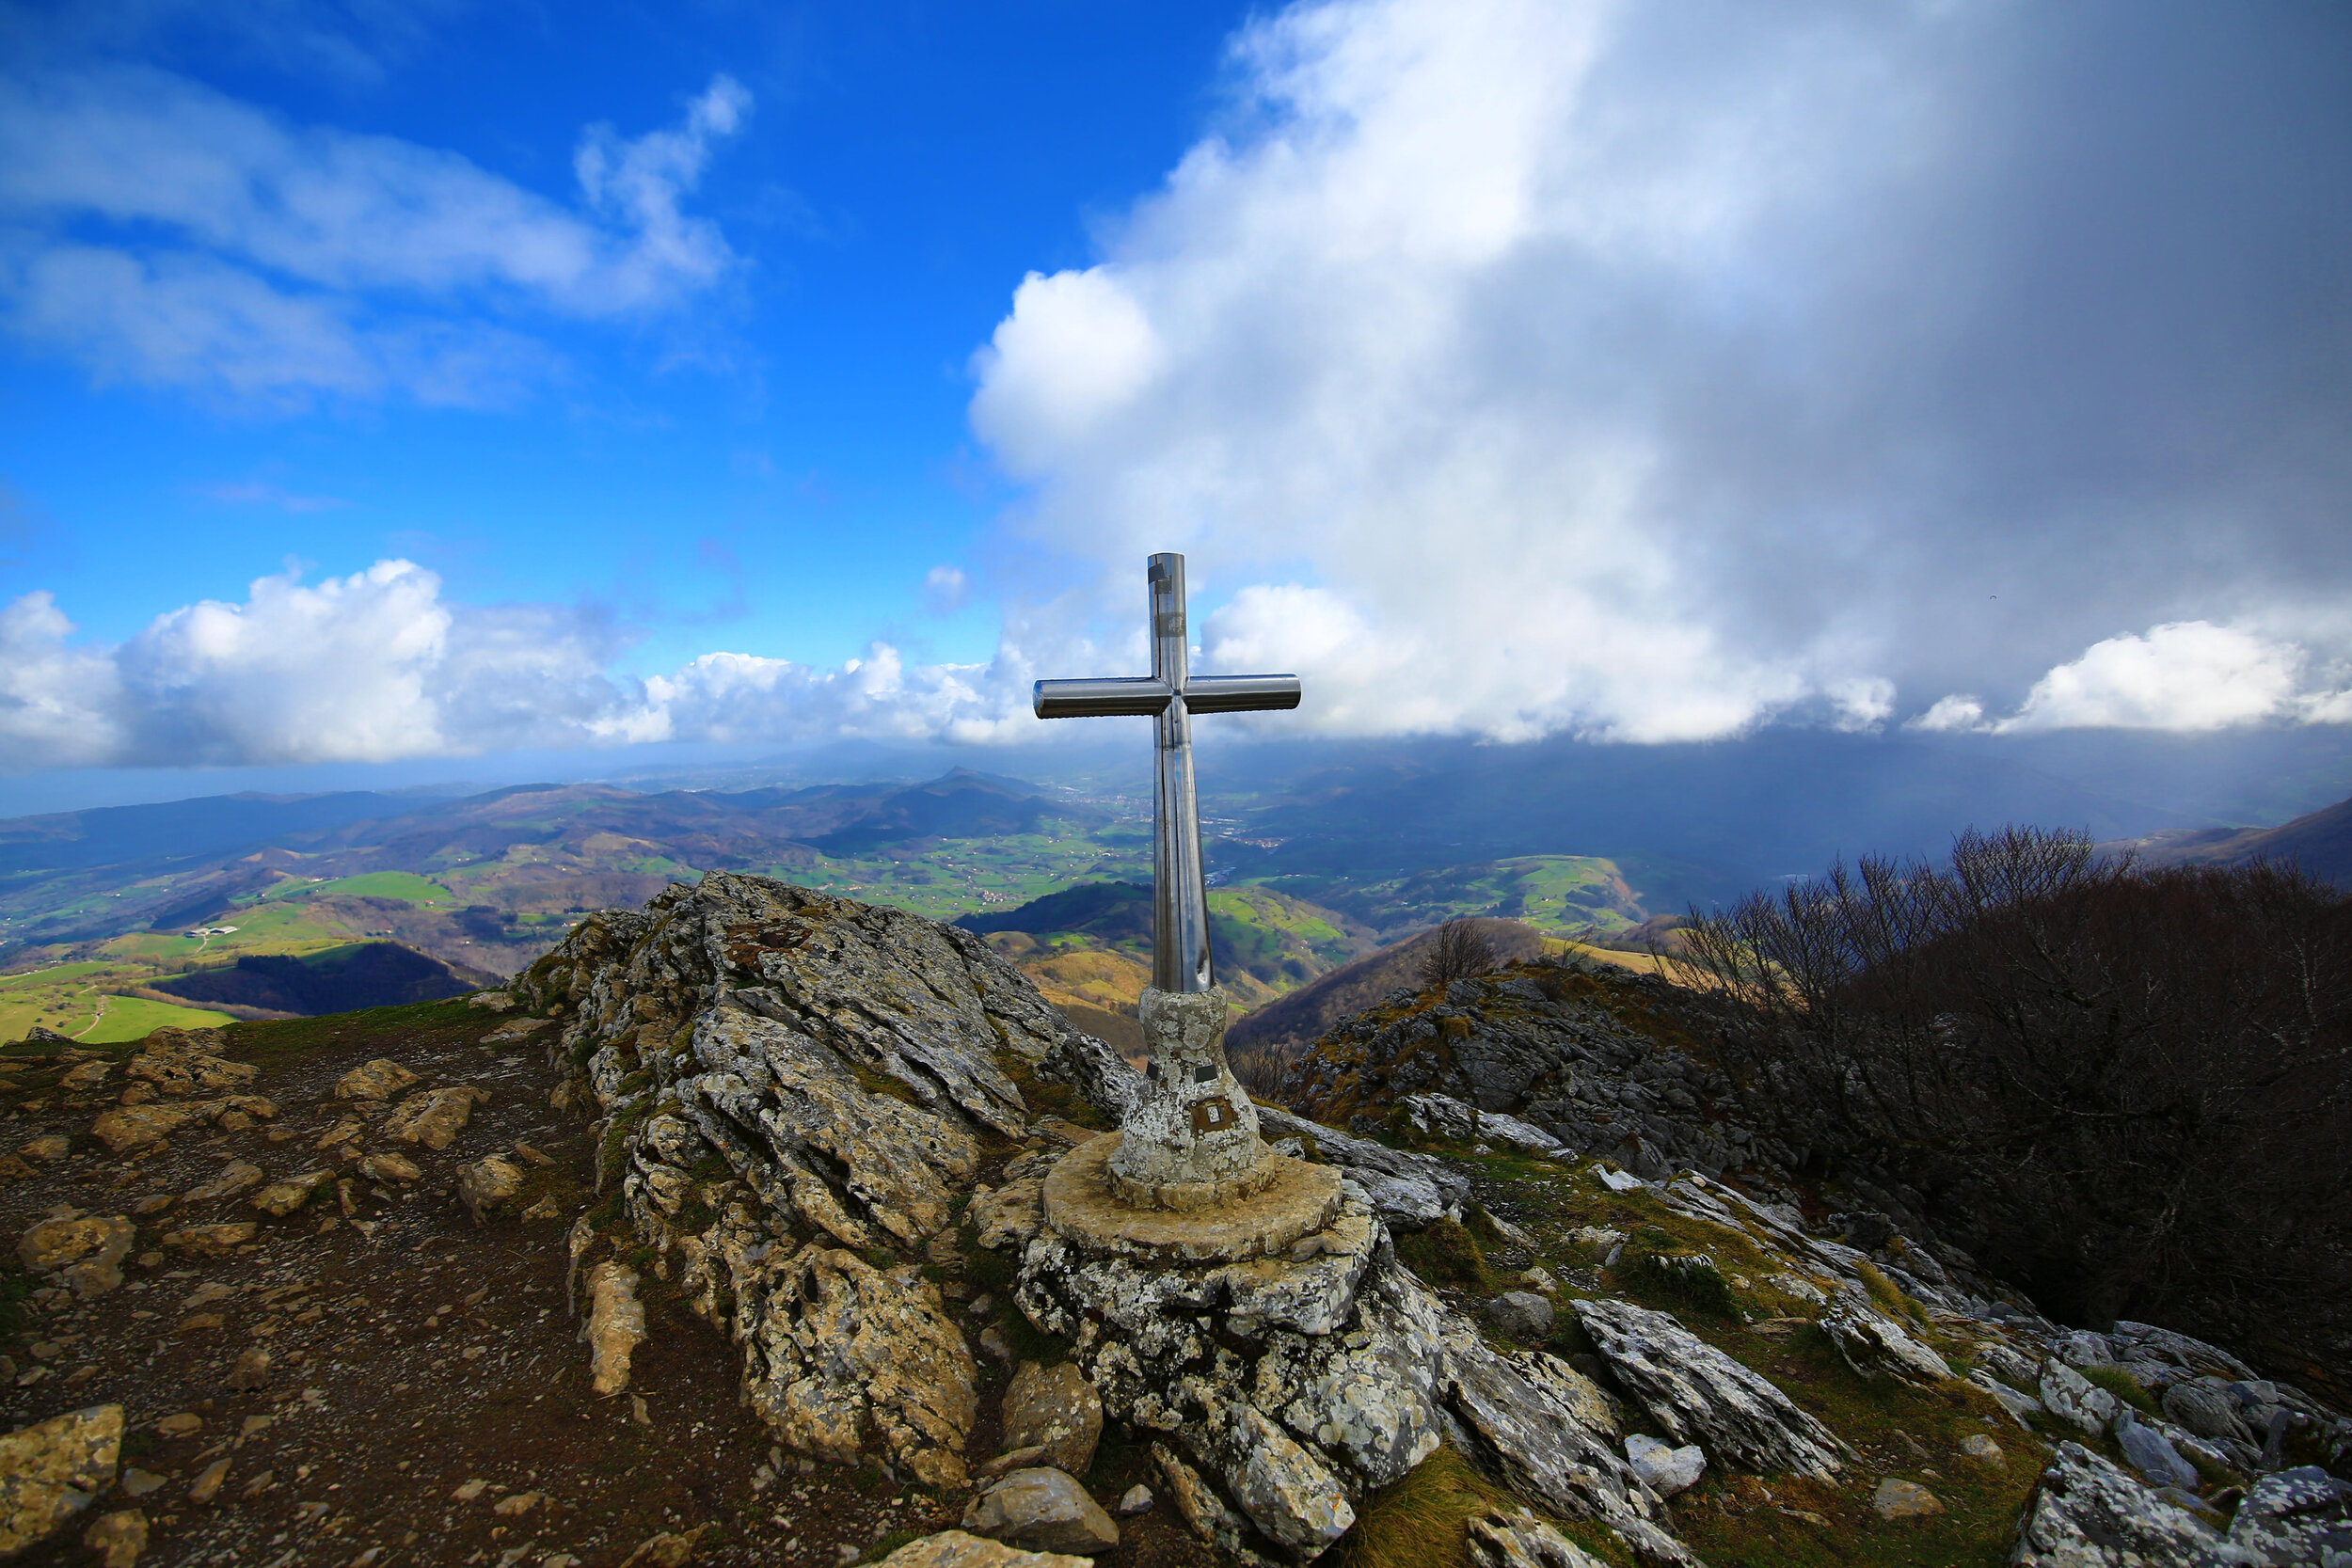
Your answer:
269,872 -> 458,904
1263,853 -> 1643,939
0,961 -> 235,1041
82,995 -> 238,1042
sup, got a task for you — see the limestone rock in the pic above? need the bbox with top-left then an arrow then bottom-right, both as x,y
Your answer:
58,1059 -> 113,1092
385,1085 -> 489,1150
961,1468 -> 1120,1556
18,1212 -> 135,1297
1466,1508 -> 1613,1568
2219,1466 -> 2352,1564
2160,1379 -> 2253,1447
162,1223 -> 256,1256
733,1243 -> 977,1487
618,1525 -> 712,1567
89,1103 -> 208,1155
0,1403 -> 121,1554
1870,1478 -> 1943,1519
2011,1442 -> 2218,1566
182,1161 -> 265,1204
358,1150 -> 421,1184
2039,1361 -> 2120,1437
1001,1362 -> 1104,1478
1401,1093 -> 1566,1157
581,1261 -> 646,1398
1482,1291 -> 1555,1343
89,1096 -> 274,1154
1114,1485 -> 1152,1515
875,1531 -> 1097,1568
1960,1433 -> 2005,1464
248,1169 -> 333,1217
2112,1409 -> 2199,1490
1819,1303 -> 1952,1384
1624,1434 -> 1705,1497
186,1459 -> 230,1504
224,1347 -> 270,1390
1575,1298 -> 1848,1476
82,1507 -> 147,1567
16,1134 -> 67,1164
335,1060 -> 420,1101
458,1155 -> 527,1225
970,1178 -> 1045,1251
122,1031 -> 255,1097
1151,1443 -> 1262,1563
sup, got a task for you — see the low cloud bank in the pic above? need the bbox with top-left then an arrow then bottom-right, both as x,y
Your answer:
3,564 -> 2344,769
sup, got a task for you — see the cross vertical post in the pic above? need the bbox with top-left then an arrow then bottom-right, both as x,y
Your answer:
1033,552 -> 1302,1206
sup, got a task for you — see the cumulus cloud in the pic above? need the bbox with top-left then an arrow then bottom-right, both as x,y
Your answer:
965,0 -> 2352,743
0,562 -> 1047,768
0,67 -> 746,404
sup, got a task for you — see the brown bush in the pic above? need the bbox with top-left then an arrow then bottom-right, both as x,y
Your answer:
1678,827 -> 2352,1365
1420,918 -> 1501,989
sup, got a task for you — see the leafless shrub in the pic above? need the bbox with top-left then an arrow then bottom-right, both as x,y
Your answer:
1678,827 -> 2352,1366
1420,918 -> 1501,989
1228,1037 -> 1303,1104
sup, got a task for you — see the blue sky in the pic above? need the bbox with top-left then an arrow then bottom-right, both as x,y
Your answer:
3,0 -> 2350,799
2,1 -> 1251,672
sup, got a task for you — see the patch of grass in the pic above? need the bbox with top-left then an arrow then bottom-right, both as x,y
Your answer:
1396,1218 -> 1490,1291
1329,1446 -> 1512,1568
992,1047 -> 1111,1131
2080,1364 -> 2160,1418
849,1060 -> 925,1108
961,1220 -> 1073,1367
857,1529 -> 928,1563
1624,1249 -> 1738,1320
1855,1259 -> 1927,1325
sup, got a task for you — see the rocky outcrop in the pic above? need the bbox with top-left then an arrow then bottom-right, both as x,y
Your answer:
1573,1298 -> 1849,1477
1256,1106 -> 1469,1231
515,873 -> 1109,1487
509,873 -> 2351,1568
1278,965 -> 1786,1183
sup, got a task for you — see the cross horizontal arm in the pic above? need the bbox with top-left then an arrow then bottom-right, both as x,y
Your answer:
1182,673 -> 1303,714
1034,677 -> 1175,719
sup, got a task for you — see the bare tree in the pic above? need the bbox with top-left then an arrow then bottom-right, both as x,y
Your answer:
1677,827 -> 2352,1375
1421,918 -> 1501,988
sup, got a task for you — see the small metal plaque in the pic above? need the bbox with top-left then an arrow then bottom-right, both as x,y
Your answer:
1192,1064 -> 1218,1084
1190,1096 -> 1236,1133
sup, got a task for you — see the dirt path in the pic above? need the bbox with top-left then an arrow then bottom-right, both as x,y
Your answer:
0,1001 -> 972,1566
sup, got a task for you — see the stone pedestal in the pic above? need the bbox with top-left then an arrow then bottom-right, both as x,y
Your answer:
1044,984 -> 1337,1263
1106,988 -> 1266,1203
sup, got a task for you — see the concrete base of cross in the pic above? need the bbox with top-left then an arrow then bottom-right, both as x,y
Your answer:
1040,984 -> 1338,1260
1105,987 -> 1263,1196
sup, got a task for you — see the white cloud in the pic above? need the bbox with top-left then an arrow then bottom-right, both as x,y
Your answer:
1908,694 -> 1988,734
960,0 -> 2352,745
0,562 -> 1048,768
1993,623 -> 2304,734
0,67 -> 746,404
923,565 -> 970,615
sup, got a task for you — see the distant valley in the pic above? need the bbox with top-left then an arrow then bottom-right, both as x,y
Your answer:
4,726 -> 2346,1046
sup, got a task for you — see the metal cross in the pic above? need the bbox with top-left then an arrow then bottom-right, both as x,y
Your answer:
1033,553 -> 1301,994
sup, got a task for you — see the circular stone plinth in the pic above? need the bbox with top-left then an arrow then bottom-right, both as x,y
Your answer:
1041,1133 -> 1344,1262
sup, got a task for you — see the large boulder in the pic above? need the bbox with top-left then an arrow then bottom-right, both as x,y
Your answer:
961,1469 -> 1119,1557
2011,1442 -> 2219,1566
1000,1362 -> 1105,1478
0,1404 -> 121,1554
